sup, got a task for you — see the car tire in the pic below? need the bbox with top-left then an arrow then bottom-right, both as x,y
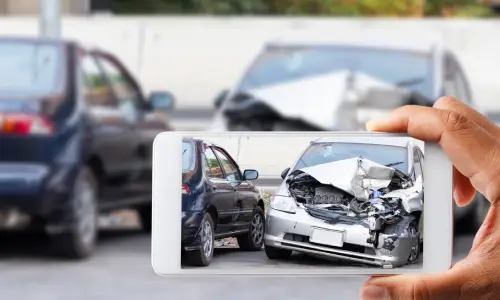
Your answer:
137,204 -> 152,233
184,213 -> 215,267
264,244 -> 293,260
237,206 -> 265,251
407,221 -> 420,264
51,166 -> 99,259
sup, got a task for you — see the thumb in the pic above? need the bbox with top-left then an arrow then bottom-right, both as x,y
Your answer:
360,271 -> 465,300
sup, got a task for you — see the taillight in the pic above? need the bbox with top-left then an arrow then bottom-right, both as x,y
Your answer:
182,184 -> 190,195
0,113 -> 54,136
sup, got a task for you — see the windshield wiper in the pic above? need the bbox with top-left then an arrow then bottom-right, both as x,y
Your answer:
385,161 -> 404,167
395,77 -> 426,87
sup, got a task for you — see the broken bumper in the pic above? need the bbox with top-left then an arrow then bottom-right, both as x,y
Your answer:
264,207 -> 416,268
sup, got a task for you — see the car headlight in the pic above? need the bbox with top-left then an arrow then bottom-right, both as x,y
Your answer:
270,195 -> 296,214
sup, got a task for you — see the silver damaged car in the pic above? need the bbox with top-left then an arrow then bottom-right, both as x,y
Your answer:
264,137 -> 424,268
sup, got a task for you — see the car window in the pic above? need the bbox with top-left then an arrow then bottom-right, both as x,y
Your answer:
81,54 -> 117,107
0,41 -> 64,97
96,56 -> 140,121
212,147 -> 242,182
203,147 -> 224,179
182,141 -> 195,171
239,45 -> 434,100
293,142 -> 409,174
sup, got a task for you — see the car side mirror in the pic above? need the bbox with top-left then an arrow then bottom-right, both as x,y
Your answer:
214,89 -> 229,109
281,167 -> 290,180
243,169 -> 259,181
148,91 -> 175,112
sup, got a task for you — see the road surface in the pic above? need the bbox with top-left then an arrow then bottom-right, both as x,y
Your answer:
0,229 -> 473,300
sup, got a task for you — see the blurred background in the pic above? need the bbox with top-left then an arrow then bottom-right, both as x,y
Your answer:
1,0 -> 500,299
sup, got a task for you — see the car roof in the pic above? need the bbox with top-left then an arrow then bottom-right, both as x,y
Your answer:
312,136 -> 414,148
266,30 -> 445,53
183,137 -> 223,149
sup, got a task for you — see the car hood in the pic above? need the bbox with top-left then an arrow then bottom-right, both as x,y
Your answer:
287,157 -> 403,201
244,70 -> 398,130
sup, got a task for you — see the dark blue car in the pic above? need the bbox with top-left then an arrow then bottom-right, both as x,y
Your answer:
0,37 -> 176,259
182,138 -> 265,266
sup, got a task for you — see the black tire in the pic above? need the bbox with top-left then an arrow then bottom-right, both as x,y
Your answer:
407,221 -> 420,264
237,206 -> 265,251
184,213 -> 215,267
264,244 -> 293,260
137,204 -> 152,233
50,167 -> 99,259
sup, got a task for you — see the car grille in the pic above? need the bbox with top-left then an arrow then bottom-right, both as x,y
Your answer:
282,233 -> 376,256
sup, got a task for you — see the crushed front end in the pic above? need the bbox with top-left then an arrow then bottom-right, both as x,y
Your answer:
264,157 -> 422,268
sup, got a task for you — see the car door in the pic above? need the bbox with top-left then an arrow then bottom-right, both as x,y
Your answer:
203,146 -> 236,233
211,147 -> 254,229
80,52 -> 133,187
94,53 -> 157,198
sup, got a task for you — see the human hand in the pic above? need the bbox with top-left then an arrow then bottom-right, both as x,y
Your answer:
360,97 -> 500,300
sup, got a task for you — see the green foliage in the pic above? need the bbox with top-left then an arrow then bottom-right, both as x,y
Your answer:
207,158 -> 219,168
110,0 -> 498,17
192,0 -> 270,14
424,0 -> 479,15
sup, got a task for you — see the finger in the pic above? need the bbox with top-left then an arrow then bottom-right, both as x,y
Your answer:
360,271 -> 464,300
433,96 -> 500,139
454,166 -> 476,207
366,105 -> 500,205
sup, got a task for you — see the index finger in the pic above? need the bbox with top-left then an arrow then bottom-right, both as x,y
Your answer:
366,105 -> 500,201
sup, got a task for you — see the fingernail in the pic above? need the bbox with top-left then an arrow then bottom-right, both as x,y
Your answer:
361,285 -> 390,300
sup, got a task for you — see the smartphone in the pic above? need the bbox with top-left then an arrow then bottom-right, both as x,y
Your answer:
151,131 -> 453,276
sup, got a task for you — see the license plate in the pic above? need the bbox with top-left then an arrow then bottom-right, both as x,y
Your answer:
310,227 -> 344,247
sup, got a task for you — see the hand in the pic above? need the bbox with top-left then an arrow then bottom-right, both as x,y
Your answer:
360,97 -> 500,300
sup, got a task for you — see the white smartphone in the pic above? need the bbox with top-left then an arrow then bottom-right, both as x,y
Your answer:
151,131 -> 453,276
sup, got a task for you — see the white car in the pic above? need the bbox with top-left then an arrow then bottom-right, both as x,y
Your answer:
210,30 -> 485,230
264,136 -> 424,268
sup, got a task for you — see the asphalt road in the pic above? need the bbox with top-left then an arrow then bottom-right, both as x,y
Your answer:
0,228 -> 474,300
0,111 -> 473,299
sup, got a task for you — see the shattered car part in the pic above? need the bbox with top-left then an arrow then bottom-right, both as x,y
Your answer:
265,152 -> 423,268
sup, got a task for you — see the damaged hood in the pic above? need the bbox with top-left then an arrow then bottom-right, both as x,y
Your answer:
245,70 -> 399,130
293,157 -> 398,200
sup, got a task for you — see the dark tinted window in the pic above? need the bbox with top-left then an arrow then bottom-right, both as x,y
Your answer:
204,147 -> 224,179
240,46 -> 433,99
293,142 -> 409,174
212,148 -> 242,182
0,41 -> 64,97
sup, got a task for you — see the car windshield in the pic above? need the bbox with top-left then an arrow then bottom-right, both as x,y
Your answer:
0,41 -> 64,97
182,141 -> 195,171
238,45 -> 434,99
292,142 -> 409,174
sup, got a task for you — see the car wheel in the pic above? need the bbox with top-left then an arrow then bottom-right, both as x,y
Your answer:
51,166 -> 99,259
237,207 -> 265,251
264,244 -> 293,260
137,204 -> 152,233
407,221 -> 420,264
185,213 -> 214,266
